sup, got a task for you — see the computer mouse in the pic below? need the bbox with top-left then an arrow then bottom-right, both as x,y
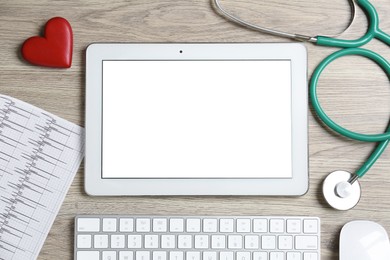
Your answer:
340,220 -> 390,260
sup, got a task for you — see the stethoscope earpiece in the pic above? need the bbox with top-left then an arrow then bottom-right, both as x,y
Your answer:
323,171 -> 361,210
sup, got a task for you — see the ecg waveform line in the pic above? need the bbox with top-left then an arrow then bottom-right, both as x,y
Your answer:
0,95 -> 84,260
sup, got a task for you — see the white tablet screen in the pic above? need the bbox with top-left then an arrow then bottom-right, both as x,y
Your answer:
102,60 -> 292,178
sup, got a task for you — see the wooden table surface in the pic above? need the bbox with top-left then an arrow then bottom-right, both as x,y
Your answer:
1,0 -> 390,259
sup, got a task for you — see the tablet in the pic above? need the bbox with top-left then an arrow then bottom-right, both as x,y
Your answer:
85,43 -> 308,196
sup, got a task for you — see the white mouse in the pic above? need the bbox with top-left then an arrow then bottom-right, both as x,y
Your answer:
340,220 -> 390,260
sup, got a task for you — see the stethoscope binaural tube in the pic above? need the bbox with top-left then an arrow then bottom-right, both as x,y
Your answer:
211,0 -> 357,44
212,0 -> 390,48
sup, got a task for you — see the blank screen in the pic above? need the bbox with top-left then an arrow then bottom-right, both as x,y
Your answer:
102,60 -> 292,178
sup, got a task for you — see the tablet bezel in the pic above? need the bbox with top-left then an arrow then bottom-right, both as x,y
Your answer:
85,43 -> 308,196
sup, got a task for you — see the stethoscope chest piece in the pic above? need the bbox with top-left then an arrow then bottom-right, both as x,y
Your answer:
323,171 -> 361,210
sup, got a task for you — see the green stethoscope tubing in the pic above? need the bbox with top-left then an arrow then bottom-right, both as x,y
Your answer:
316,0 -> 390,48
310,48 -> 390,179
310,0 -> 390,179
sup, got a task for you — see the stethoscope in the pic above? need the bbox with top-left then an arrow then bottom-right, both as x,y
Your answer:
212,0 -> 390,210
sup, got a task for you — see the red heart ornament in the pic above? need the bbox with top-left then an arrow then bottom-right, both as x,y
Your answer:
22,17 -> 73,68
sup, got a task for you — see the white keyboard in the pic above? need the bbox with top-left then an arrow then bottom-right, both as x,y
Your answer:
74,216 -> 320,260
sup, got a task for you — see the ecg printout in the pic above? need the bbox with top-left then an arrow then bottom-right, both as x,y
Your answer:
0,95 -> 84,260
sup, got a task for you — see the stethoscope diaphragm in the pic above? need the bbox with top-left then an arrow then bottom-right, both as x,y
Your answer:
323,170 -> 361,210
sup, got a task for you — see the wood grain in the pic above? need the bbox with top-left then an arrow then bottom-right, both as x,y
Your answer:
0,0 -> 389,259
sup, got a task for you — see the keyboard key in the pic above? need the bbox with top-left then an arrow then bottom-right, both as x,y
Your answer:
187,218 -> 201,232
270,219 -> 284,233
195,235 -> 209,249
220,219 -> 234,233
303,219 -> 318,234
94,234 -> 109,248
103,251 -> 117,260
128,235 -> 142,248
77,251 -> 99,260
103,218 -> 117,232
278,236 -> 293,250
253,219 -> 268,233
295,236 -> 318,250
170,251 -> 184,260
136,251 -> 151,260
253,252 -> 268,260
237,219 -> 251,233
303,252 -> 318,260
203,252 -> 217,260
161,235 -> 175,248
145,235 -> 159,249
286,252 -> 300,260
153,251 -> 167,260
120,218 -> 134,232
211,235 -> 226,249
178,235 -> 192,248
187,251 -> 201,260
262,235 -> 276,249
270,252 -> 284,260
287,219 -> 301,234
170,218 -> 184,232
77,235 -> 92,248
120,251 -> 133,260
77,218 -> 100,232
111,234 -> 125,248
137,219 -> 151,232
153,218 -> 168,232
220,252 -> 234,260
203,219 -> 218,232
228,235 -> 243,249
237,252 -> 251,260
244,235 -> 259,249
